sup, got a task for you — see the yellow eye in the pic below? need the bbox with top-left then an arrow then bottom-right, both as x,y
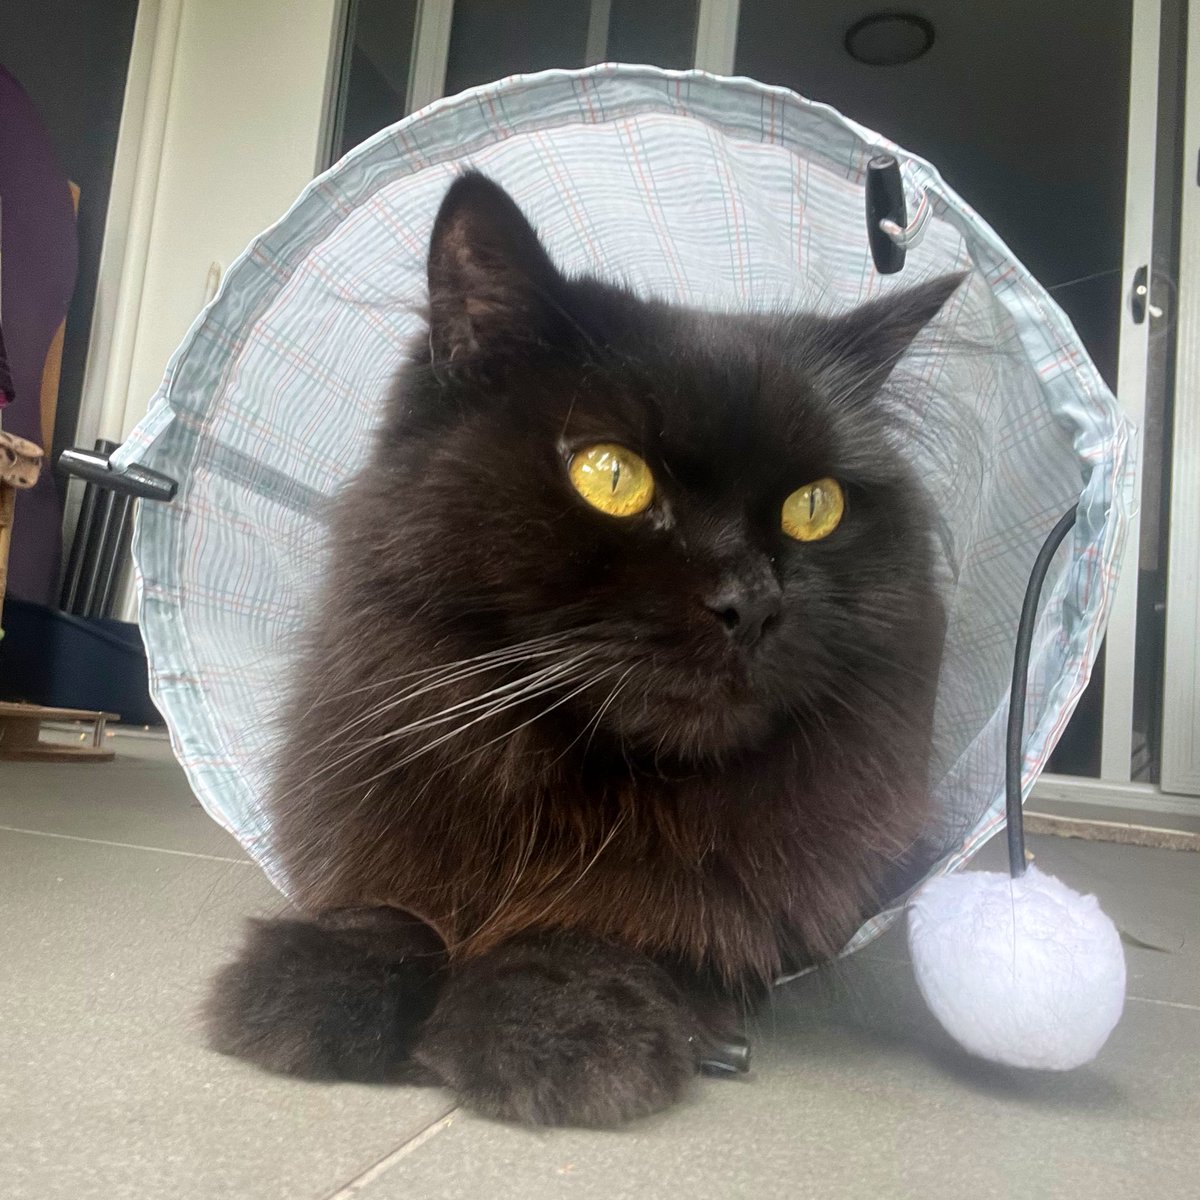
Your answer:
782,478 -> 845,542
568,443 -> 654,517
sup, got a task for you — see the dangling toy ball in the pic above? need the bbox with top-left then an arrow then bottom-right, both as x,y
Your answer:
908,865 -> 1126,1070
907,505 -> 1126,1070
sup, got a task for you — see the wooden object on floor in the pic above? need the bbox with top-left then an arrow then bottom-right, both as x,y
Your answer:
0,430 -> 45,621
0,701 -> 119,762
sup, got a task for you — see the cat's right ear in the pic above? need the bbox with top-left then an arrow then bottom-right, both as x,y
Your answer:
426,172 -> 564,375
814,272 -> 966,402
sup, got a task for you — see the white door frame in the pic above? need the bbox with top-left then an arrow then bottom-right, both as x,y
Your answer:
694,0 -> 740,74
1040,0 -> 1200,817
1158,0 -> 1200,795
1096,0 -> 1160,785
407,0 -> 455,114
75,0 -> 184,457
585,0 -> 613,66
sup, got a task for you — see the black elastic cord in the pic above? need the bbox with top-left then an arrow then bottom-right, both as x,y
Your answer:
1005,504 -> 1079,879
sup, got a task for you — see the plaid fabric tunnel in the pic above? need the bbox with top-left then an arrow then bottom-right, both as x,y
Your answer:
114,66 -> 1130,963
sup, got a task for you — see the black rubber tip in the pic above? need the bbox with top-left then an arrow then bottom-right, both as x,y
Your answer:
700,1034 -> 752,1076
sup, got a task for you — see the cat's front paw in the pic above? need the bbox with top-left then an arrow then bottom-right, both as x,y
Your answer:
205,907 -> 446,1082
414,932 -> 701,1127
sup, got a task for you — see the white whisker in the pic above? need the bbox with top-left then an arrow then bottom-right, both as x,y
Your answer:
303,633 -> 577,743
391,665 -> 615,773
303,656 -> 593,792
316,649 -> 588,758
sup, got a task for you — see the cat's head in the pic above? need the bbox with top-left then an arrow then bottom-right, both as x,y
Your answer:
378,172 -> 960,762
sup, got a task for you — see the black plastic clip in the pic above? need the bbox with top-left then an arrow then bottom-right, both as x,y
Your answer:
699,1033 -> 752,1077
866,154 -> 908,275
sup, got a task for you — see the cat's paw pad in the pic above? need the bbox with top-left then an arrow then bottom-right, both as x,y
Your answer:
205,908 -> 445,1082
415,934 -> 701,1126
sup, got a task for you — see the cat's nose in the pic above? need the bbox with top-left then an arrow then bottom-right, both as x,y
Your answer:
705,574 -> 782,646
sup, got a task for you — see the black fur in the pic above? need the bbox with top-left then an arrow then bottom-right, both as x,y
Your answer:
415,932 -> 707,1126
206,908 -> 444,1083
206,173 -> 962,1125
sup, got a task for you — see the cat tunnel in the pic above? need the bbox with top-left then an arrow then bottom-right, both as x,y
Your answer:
64,66 -> 1131,1066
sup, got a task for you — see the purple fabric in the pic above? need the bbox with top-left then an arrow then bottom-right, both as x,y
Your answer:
0,319 -> 15,405
0,65 -> 77,604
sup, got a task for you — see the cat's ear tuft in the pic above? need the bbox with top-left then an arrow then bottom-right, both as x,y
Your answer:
820,272 -> 966,399
427,172 -> 563,373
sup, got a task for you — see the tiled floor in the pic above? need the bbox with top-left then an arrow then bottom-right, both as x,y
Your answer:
3,734 -> 1197,1199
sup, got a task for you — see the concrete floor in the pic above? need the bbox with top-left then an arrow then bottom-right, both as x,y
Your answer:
2,734 -> 1198,1200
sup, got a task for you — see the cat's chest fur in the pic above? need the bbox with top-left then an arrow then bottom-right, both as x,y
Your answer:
275,715 -> 926,988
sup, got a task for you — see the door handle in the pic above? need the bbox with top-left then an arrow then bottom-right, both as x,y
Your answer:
1131,265 -> 1149,324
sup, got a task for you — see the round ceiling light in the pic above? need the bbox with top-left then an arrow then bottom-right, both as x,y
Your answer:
845,13 -> 936,66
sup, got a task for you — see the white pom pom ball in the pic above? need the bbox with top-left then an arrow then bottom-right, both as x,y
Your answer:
907,865 -> 1126,1070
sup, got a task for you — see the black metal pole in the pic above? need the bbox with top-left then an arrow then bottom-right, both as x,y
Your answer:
60,438 -> 118,614
60,480 -> 100,612
80,486 -> 120,618
95,494 -> 134,618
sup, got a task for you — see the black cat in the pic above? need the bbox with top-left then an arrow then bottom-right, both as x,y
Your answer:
207,172 -> 961,1127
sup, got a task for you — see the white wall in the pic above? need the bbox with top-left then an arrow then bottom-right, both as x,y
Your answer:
83,0 -> 341,447
76,0 -> 340,621
124,0 -> 341,429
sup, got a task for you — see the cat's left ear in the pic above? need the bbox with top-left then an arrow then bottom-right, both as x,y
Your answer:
818,272 -> 966,399
426,172 -> 565,373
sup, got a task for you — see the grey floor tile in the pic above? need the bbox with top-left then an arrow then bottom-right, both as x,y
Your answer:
357,836 -> 1198,1200
357,954 -> 1200,1200
0,736 -> 244,860
1,830 -> 453,1200
4,746 -> 1196,1199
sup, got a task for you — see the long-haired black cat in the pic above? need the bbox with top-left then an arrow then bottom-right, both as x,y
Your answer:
207,172 -> 961,1127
